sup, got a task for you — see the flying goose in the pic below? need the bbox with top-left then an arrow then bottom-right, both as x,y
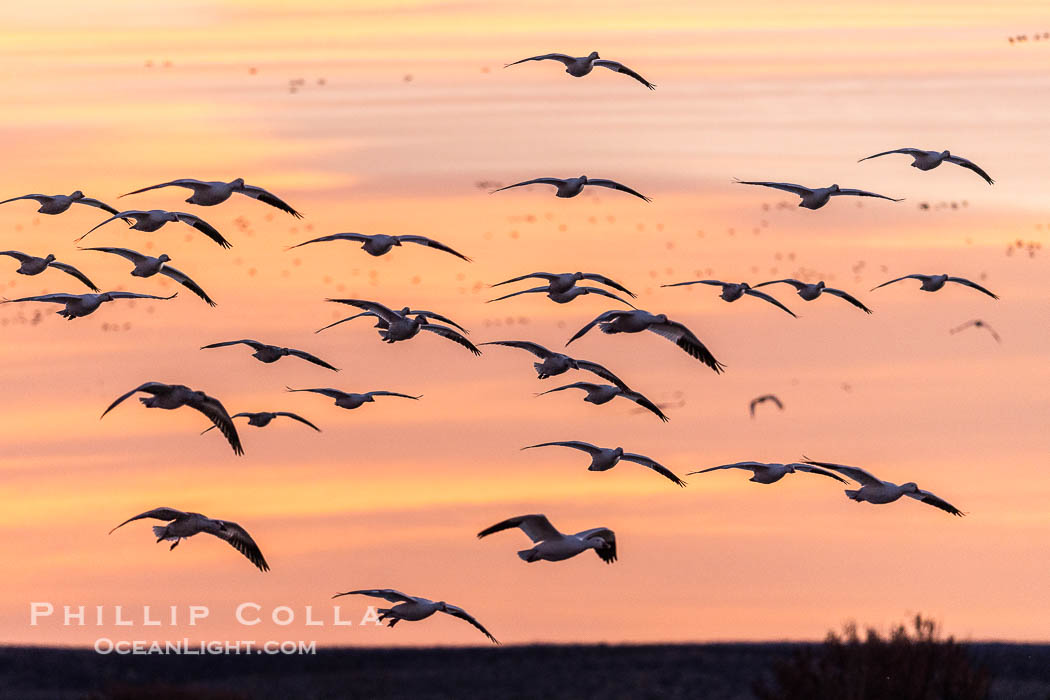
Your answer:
753,279 -> 872,314
201,339 -> 339,371
492,176 -> 650,202
535,381 -> 669,422
1,291 -> 175,319
871,274 -> 998,299
493,271 -> 635,298
749,394 -> 783,418
949,319 -> 1001,343
120,178 -> 302,217
0,251 -> 98,291
288,232 -> 470,261
802,458 -> 965,516
661,279 -> 796,317
77,210 -> 232,249
81,246 -> 215,305
734,180 -> 903,209
286,387 -> 421,410
101,382 -> 243,455
109,507 -> 268,571
317,306 -> 469,335
523,441 -> 685,486
479,340 -> 630,387
332,589 -> 498,644
505,52 -> 655,89
858,149 -> 994,185
688,461 -> 847,485
202,411 -> 320,434
478,514 -> 616,563
0,190 -> 123,216
567,309 -> 725,373
321,299 -> 481,355
488,284 -> 636,308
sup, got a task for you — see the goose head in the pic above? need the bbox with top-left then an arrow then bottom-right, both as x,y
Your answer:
157,254 -> 172,263
70,190 -> 85,199
900,482 -> 920,494
940,150 -> 951,159
815,281 -> 826,290
43,254 -> 57,263
830,184 -> 841,193
588,51 -> 600,60
231,178 -> 245,187
578,175 -> 589,184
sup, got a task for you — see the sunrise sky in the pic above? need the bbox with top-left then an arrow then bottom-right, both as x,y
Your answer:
2,0 -> 1048,648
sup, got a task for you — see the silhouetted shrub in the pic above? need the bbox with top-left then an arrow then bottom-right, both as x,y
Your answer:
755,615 -> 991,700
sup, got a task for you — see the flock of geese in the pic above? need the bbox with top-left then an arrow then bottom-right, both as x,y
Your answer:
4,52 -> 997,645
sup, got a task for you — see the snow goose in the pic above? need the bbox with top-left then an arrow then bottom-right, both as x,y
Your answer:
77,210 -> 232,248
492,271 -> 636,298
689,461 -> 847,485
201,339 -> 339,371
734,180 -> 902,209
0,251 -> 98,291
288,232 -> 470,261
871,274 -> 998,299
858,149 -> 994,185
332,589 -> 498,644
492,176 -> 650,202
101,382 -> 243,455
0,190 -> 123,216
950,319 -> 1001,343
320,299 -> 480,355
802,458 -> 965,515
477,514 -> 616,563
523,441 -> 685,486
202,411 -> 320,434
535,381 -> 669,422
505,52 -> 655,89
120,178 -> 302,217
662,279 -> 796,317
567,309 -> 725,373
81,246 -> 215,306
286,387 -> 421,410
753,279 -> 872,314
109,507 -> 268,571
2,291 -> 175,319
479,340 -> 630,387
749,394 -> 783,418
488,284 -> 636,308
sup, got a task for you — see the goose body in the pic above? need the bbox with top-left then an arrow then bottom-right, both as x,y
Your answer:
2,291 -> 175,319
477,513 -> 617,564
120,178 -> 302,217
332,589 -> 498,644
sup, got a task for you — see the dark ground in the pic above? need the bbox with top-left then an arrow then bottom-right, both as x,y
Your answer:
2,643 -> 1049,700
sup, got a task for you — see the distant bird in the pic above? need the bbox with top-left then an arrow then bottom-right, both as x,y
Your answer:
202,411 -> 320,434
488,284 -> 636,307
661,280 -> 796,317
77,210 -> 233,249
1,291 -> 175,319
734,180 -> 902,210
109,507 -> 268,571
536,382 -> 669,422
201,339 -> 339,371
505,52 -> 655,89
949,319 -> 1001,343
493,271 -> 636,298
523,441 -> 685,486
492,176 -> 650,202
120,178 -> 302,217
858,149 -> 994,185
286,387 -> 421,410
288,232 -> 470,261
753,279 -> 872,314
871,274 -> 998,299
749,394 -> 784,418
802,458 -> 965,516
0,190 -> 123,217
101,382 -> 242,455
81,247 -> 215,306
688,461 -> 847,485
332,589 -> 497,644
478,514 -> 616,564
0,251 -> 98,291
321,299 -> 481,355
567,309 -> 725,373
479,340 -> 630,387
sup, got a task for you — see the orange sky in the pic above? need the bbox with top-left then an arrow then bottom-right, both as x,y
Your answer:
1,1 -> 1049,648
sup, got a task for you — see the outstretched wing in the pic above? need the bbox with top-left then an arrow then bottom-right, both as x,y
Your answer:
287,348 -> 340,371
907,489 -> 966,516
189,394 -> 244,456
688,462 -> 770,476
210,520 -> 269,571
578,273 -> 636,297
947,277 -> 999,299
76,211 -> 144,242
857,148 -> 926,162
159,265 -> 217,306
74,196 -> 126,216
734,180 -> 813,197
286,387 -> 349,400
574,359 -> 630,390
504,53 -> 575,68
103,292 -> 177,301
364,391 -> 422,400
477,514 -> 562,542
419,324 -> 482,355
80,246 -> 149,265
325,298 -> 403,324
0,194 -> 49,206
522,440 -> 604,456
575,286 -> 638,308
100,382 -> 172,419
479,339 -> 553,359
593,59 -> 655,89
752,278 -> 805,290
119,179 -> 205,197
49,262 -> 100,292
288,233 -> 371,250
623,390 -> 670,422
800,458 -> 883,486
586,179 -> 651,203
441,604 -> 500,644
3,293 -> 86,305
646,319 -> 726,373
791,464 -> 851,484
407,309 -> 468,333
173,213 -> 233,249
870,274 -> 929,291
397,236 -> 472,262
534,381 -> 595,397
832,188 -> 903,202
574,527 -> 617,563
332,589 -> 417,603
490,178 -> 565,194
237,184 -> 303,218
108,507 -> 188,534
565,310 -> 627,346
315,312 -> 381,334
274,412 -> 321,431
944,155 -> 994,185
491,272 -> 557,288
0,250 -> 33,263
487,286 -> 548,303
823,287 -> 873,314
201,339 -> 267,351
620,453 -> 686,486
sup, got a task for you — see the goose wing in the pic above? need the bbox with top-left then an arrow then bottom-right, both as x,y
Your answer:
620,453 -> 685,486
173,213 -> 233,248
504,53 -> 575,68
188,394 -> 244,456
0,250 -> 33,263
407,309 -> 468,333
315,312 -> 381,334
585,178 -> 651,202
688,461 -> 770,476
288,232 -> 371,250
490,178 -> 566,194
419,324 -> 482,355
623,390 -> 670,422
102,292 -> 177,301
286,348 -> 340,371
947,276 -> 999,299
752,278 -> 805,290
743,288 -> 797,317
119,179 -> 207,197
479,339 -> 553,359
593,59 -> 655,89
522,440 -> 604,456
76,211 -> 145,242
201,339 -> 268,351
209,520 -> 269,571
49,262 -> 100,292
477,514 -> 562,542
274,412 -> 321,431
237,183 -> 303,218
363,391 -> 422,400
0,194 -> 49,205
565,310 -> 627,346
332,588 -> 417,604
397,235 -> 472,262
823,287 -> 873,313
491,272 -> 557,287
574,286 -> 638,308
80,246 -> 150,265
440,604 -> 500,645
108,507 -> 188,534
749,395 -> 783,417
534,381 -> 596,397
3,293 -> 87,305
286,386 -> 349,400
646,319 -> 725,373
100,382 -> 173,419
734,180 -> 814,197
574,527 -> 617,563
906,489 -> 965,516
325,298 -> 403,324
574,359 -> 630,390
944,155 -> 994,185
831,188 -> 903,202
487,286 -> 548,303
661,279 -> 727,289
857,148 -> 927,162
800,459 -> 882,486
159,265 -> 216,306
790,464 -> 851,483
578,273 -> 635,297
870,274 -> 929,291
